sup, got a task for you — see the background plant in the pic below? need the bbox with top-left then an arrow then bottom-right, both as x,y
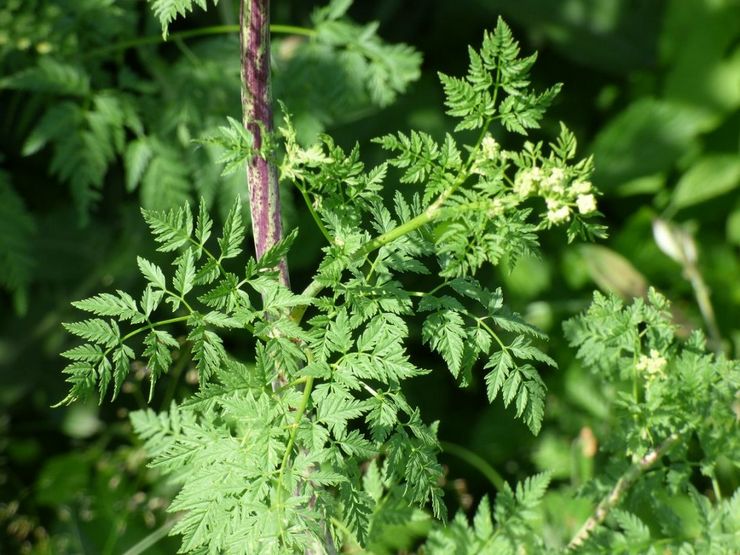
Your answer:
1,1 -> 738,554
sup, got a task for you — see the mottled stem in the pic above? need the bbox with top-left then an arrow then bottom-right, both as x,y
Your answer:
240,0 -> 289,286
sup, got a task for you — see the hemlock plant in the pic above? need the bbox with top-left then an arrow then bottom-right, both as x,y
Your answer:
55,1 -> 739,553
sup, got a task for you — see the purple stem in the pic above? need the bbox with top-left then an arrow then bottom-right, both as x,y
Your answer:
240,0 -> 289,287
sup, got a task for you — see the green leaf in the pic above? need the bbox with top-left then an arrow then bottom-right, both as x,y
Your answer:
143,330 -> 179,400
72,291 -> 144,323
314,386 -> 368,438
137,257 -> 167,290
188,324 -> 225,383
672,154 -> 740,209
61,343 -> 104,363
148,0 -> 219,39
0,172 -> 36,300
250,227 -> 298,274
218,198 -> 245,260
173,248 -> 196,297
422,310 -> 466,378
111,344 -> 135,399
141,286 -> 165,318
124,138 -> 153,193
194,198 -> 213,254
139,140 -> 190,210
63,319 -> 120,348
249,276 -> 312,312
143,203 -> 193,252
324,309 -> 353,355
0,58 -> 90,96
612,510 -> 651,544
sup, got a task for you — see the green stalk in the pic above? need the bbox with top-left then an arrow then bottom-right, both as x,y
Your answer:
296,182 -> 333,244
276,375 -> 315,490
567,432 -> 682,549
85,24 -> 315,58
121,518 -> 179,555
291,119 -> 493,323
440,440 -> 506,491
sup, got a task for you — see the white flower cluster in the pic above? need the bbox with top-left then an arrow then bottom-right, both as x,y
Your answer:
512,165 -> 598,225
481,134 -> 500,159
471,134 -> 501,175
636,349 -> 667,378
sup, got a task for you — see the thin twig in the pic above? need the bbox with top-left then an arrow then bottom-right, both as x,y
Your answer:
567,432 -> 682,549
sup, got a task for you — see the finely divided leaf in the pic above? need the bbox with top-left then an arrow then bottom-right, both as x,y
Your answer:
72,291 -> 144,323
137,256 -> 167,290
173,248 -> 196,297
218,199 -> 245,260
422,310 -> 466,378
143,203 -> 193,252
63,319 -> 120,348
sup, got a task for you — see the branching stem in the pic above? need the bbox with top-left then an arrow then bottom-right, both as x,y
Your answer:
295,181 -> 333,244
567,432 -> 682,549
290,119 -> 494,323
276,375 -> 315,496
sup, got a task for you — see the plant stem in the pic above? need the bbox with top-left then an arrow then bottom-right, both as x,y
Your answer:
121,518 -> 179,555
296,182 -> 333,243
270,24 -> 317,37
567,432 -> 681,549
85,24 -> 316,58
119,315 -> 191,344
240,0 -> 290,287
276,375 -> 315,497
439,440 -> 506,491
685,265 -> 723,354
290,120 -> 493,324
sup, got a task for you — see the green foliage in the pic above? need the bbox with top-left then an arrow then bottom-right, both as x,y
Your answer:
563,290 -> 740,553
0,170 -> 35,311
437,18 -> 560,134
0,0 -> 728,555
0,0 -> 421,307
424,473 -> 551,554
55,17 -> 612,552
148,0 -> 220,38
311,1 -> 422,109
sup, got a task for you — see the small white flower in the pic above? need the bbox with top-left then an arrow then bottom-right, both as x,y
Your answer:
636,349 -> 667,377
481,134 -> 500,159
576,194 -> 597,214
550,167 -> 565,181
514,166 -> 541,197
487,198 -> 504,217
470,160 -> 485,175
541,167 -> 565,192
571,180 -> 592,195
545,198 -> 560,210
547,205 -> 570,224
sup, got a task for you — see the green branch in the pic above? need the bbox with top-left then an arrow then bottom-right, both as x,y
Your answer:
276,375 -> 315,497
86,24 -> 316,58
290,120 -> 495,324
295,182 -> 333,244
119,315 -> 191,345
567,431 -> 682,550
440,440 -> 506,491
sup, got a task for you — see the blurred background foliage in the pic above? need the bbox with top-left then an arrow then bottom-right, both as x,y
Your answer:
0,0 -> 738,552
